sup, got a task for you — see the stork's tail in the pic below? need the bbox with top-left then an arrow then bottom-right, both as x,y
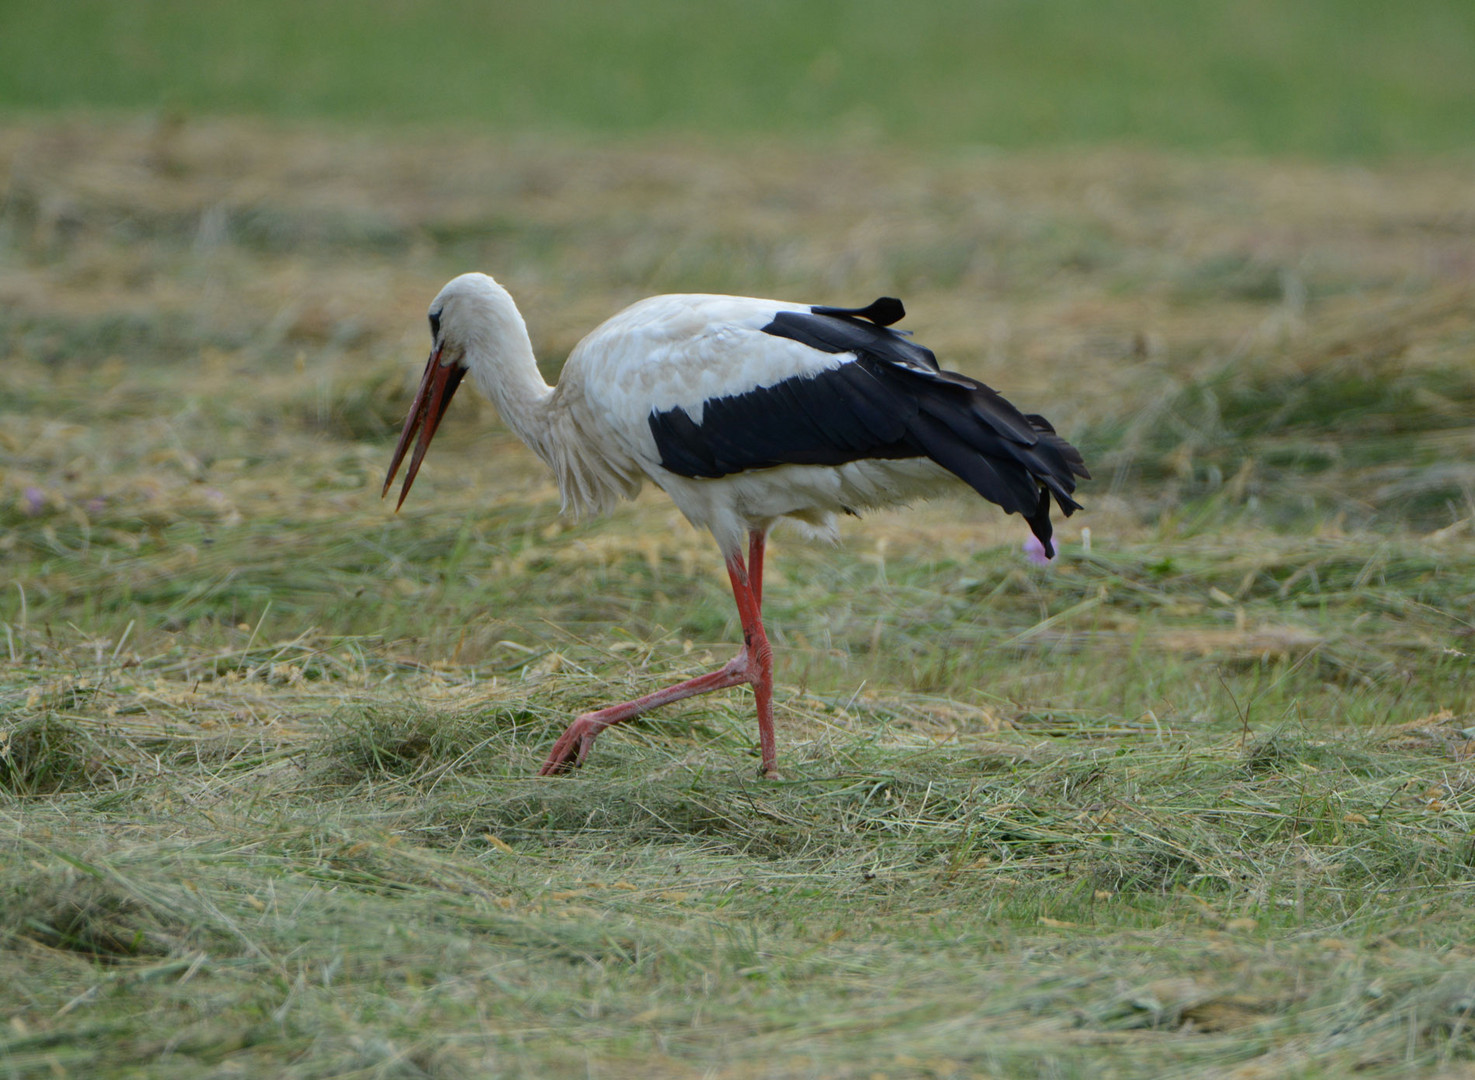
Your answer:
1020,413 -> 1089,558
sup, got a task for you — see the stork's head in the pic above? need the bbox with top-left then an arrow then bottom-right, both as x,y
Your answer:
381,273 -> 524,509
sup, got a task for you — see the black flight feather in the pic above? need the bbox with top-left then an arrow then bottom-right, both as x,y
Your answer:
647,305 -> 1089,555
810,296 -> 906,327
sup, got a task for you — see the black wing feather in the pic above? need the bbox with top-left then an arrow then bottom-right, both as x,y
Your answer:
763,309 -> 941,373
810,296 -> 907,327
648,305 -> 1089,555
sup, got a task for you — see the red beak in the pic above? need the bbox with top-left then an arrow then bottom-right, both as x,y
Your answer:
382,347 -> 467,510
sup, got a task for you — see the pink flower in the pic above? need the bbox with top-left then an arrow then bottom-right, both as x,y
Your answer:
1023,535 -> 1055,567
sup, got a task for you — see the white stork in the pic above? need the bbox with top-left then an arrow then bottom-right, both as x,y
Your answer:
383,273 -> 1087,777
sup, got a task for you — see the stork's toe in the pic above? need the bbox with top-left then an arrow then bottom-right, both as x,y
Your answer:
539,720 -> 595,776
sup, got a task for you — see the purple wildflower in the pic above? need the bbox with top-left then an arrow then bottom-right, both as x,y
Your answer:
1024,534 -> 1055,567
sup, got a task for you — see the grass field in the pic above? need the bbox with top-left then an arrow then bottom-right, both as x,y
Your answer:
2,115 -> 1474,1077
4,1 -> 1475,158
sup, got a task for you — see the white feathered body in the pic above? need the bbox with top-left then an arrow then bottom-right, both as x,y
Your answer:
436,273 -> 1083,558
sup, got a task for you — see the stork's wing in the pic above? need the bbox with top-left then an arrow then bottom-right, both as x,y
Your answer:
647,305 -> 1089,543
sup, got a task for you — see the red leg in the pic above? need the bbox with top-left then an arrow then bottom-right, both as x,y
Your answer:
748,529 -> 766,610
539,538 -> 779,778
726,547 -> 777,777
538,651 -> 753,775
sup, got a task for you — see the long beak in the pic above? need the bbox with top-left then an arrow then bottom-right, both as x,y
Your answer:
381,347 -> 467,510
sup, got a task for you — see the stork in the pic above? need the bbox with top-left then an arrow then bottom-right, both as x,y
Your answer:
383,273 -> 1087,777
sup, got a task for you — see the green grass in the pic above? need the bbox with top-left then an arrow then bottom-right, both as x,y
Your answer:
2,118 -> 1474,1076
3,0 -> 1475,158
5,700 -> 1475,1076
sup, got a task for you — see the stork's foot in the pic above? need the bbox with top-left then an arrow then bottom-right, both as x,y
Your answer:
538,714 -> 602,776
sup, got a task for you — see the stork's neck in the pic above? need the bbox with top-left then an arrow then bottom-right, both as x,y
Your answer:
462,297 -> 558,460
448,275 -> 641,518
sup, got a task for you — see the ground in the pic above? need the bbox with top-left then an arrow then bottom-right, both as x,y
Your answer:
1,118 -> 1474,1077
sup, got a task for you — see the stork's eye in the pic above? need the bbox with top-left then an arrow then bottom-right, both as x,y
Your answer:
428,310 -> 442,339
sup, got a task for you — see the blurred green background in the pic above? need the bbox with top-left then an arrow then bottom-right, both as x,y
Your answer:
3,0 -> 1472,158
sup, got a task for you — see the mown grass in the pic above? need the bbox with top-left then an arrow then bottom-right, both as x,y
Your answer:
1,118 -> 1473,1076
3,1 -> 1475,158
